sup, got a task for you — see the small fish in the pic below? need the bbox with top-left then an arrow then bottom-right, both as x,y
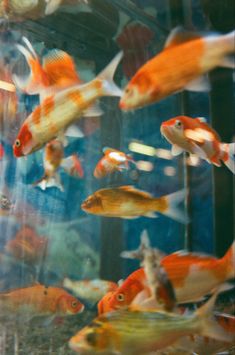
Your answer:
13,47 -> 123,157
0,194 -> 13,211
33,139 -> 64,191
32,139 -> 84,191
0,143 -> 4,159
160,115 -> 235,174
0,63 -> 18,126
81,186 -> 188,224
69,288 -> 233,354
63,278 -> 118,303
107,238 -> 235,311
5,225 -> 48,264
94,147 -> 135,178
0,284 -> 84,318
119,27 -> 235,110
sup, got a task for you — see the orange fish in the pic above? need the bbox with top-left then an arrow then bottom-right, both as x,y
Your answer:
106,241 -> 235,312
161,115 -> 235,173
81,186 -> 188,223
0,284 -> 84,317
33,139 -> 84,191
119,27 -> 235,110
13,40 -> 123,157
94,147 -> 135,178
5,225 -> 48,264
0,143 -> 4,159
97,291 -> 117,315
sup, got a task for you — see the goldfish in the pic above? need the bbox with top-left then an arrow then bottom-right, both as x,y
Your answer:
0,194 -> 13,211
32,139 -> 84,191
13,40 -> 123,157
0,63 -> 18,127
69,288 -> 233,354
97,291 -> 116,315
161,115 -> 235,174
106,237 -> 235,311
119,27 -> 235,110
63,278 -> 118,303
5,224 -> 48,264
0,284 -> 84,318
0,143 -> 4,159
81,186 -> 188,224
94,147 -> 135,178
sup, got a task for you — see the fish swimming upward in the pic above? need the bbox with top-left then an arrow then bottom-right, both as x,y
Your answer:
0,284 -> 84,318
69,289 -> 233,354
13,42 -> 123,156
94,147 -> 135,178
32,139 -> 84,191
81,186 -> 188,224
119,27 -> 235,110
161,115 -> 235,174
106,239 -> 235,311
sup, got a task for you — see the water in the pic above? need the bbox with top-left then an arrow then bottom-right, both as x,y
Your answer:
0,0 -> 234,354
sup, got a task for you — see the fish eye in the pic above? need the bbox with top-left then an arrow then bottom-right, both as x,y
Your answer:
15,139 -> 21,147
71,300 -> 78,308
116,293 -> 125,302
174,120 -> 182,129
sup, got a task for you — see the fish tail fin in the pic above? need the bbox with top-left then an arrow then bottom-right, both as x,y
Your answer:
97,51 -> 123,97
221,240 -> 235,279
196,286 -> 234,342
221,143 -> 235,174
223,30 -> 235,53
13,37 -> 46,95
33,173 -> 64,192
156,188 -> 189,224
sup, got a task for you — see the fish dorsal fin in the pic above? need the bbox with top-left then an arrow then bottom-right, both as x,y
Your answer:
43,49 -> 82,88
118,186 -> 153,198
164,26 -> 201,49
102,147 -> 120,155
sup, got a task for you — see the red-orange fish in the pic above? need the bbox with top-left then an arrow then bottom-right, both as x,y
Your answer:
94,147 -> 135,178
0,284 -> 84,317
119,27 -> 235,110
105,241 -> 235,312
5,225 -> 48,264
0,143 -> 4,159
161,115 -> 235,173
13,39 -> 123,157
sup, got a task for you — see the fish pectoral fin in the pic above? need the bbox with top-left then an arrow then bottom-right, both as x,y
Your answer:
185,75 -> 210,92
65,125 -> 84,138
171,145 -> 184,156
191,143 -> 207,159
83,102 -> 103,117
143,212 -> 158,218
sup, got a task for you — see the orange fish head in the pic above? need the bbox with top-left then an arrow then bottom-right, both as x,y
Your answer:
81,194 -> 103,214
98,291 -> 116,315
57,295 -> 84,315
108,280 -> 142,310
160,117 -> 185,143
13,124 -> 34,157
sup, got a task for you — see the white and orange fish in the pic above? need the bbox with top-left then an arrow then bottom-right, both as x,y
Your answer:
63,278 -> 118,303
13,40 -> 123,157
33,139 -> 84,191
160,115 -> 235,173
105,234 -> 235,311
94,147 -> 135,178
119,27 -> 235,110
81,186 -> 188,224
0,284 -> 84,318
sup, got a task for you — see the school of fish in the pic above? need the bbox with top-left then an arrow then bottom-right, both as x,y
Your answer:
0,8 -> 234,355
